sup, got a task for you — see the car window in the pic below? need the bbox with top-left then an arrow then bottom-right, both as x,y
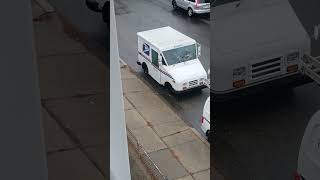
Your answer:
211,0 -> 239,7
198,0 -> 210,3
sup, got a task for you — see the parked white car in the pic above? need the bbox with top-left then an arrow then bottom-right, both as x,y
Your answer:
172,0 -> 211,17
295,110 -> 320,180
201,96 -> 210,139
137,26 -> 208,94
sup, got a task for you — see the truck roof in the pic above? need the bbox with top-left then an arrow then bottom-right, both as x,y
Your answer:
212,0 -> 309,56
137,26 -> 195,51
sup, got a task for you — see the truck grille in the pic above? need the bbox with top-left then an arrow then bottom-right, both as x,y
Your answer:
251,57 -> 282,79
189,80 -> 198,87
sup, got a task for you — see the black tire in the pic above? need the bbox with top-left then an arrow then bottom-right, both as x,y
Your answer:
172,0 -> 178,10
102,1 -> 110,24
165,83 -> 176,94
187,7 -> 193,17
206,130 -> 211,143
142,63 -> 148,74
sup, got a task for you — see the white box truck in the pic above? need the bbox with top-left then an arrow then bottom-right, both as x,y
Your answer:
211,0 -> 316,100
137,26 -> 208,93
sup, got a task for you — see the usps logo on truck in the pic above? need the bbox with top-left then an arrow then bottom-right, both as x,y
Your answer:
143,43 -> 150,56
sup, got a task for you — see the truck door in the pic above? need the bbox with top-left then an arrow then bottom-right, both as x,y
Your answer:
150,49 -> 161,83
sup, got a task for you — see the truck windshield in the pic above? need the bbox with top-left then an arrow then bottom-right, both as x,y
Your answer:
163,44 -> 197,65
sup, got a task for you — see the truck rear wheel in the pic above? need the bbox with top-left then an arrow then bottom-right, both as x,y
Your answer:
142,63 -> 148,74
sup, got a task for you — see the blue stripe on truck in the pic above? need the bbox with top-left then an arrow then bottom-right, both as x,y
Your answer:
138,52 -> 174,80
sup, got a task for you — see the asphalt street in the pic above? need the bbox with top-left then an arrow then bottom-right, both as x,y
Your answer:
213,1 -> 320,180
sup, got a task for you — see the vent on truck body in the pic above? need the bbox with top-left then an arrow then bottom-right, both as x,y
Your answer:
251,57 -> 282,79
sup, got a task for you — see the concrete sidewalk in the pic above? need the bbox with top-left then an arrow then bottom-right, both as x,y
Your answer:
32,1 -> 108,179
32,0 -> 157,179
121,65 -> 210,180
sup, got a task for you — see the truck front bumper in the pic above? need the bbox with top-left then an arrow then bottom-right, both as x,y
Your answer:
175,84 -> 207,94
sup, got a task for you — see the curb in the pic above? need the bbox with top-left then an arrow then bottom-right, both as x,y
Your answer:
190,128 -> 210,147
120,58 -> 127,68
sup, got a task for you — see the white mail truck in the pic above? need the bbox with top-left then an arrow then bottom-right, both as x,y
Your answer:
137,26 -> 208,93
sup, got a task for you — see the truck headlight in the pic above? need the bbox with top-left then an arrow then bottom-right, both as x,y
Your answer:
287,52 -> 299,62
233,66 -> 246,78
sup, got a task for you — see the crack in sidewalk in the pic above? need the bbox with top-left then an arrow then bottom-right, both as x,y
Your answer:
42,103 -> 106,177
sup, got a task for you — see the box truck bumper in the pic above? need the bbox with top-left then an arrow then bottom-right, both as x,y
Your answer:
211,73 -> 313,102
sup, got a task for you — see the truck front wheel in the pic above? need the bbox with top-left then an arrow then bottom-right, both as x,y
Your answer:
165,83 -> 176,94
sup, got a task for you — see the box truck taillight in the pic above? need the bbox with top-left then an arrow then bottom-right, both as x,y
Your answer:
233,80 -> 245,88
287,64 -> 298,73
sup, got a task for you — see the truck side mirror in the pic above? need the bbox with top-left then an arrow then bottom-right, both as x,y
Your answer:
197,43 -> 201,57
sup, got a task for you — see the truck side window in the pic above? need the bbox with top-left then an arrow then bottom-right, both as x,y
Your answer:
162,57 -> 167,66
151,49 -> 159,67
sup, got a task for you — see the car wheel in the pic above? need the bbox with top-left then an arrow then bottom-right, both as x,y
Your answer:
102,1 -> 110,24
206,130 -> 211,142
142,63 -> 148,74
172,0 -> 178,10
188,8 -> 193,17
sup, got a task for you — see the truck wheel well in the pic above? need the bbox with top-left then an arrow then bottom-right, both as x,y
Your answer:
164,82 -> 171,87
142,62 -> 147,69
